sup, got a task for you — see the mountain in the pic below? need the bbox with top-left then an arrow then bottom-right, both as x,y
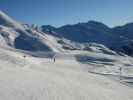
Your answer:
0,11 -> 65,52
1,10 -> 133,56
41,21 -> 133,56
1,11 -> 133,100
112,23 -> 133,39
0,11 -> 117,55
41,21 -> 113,43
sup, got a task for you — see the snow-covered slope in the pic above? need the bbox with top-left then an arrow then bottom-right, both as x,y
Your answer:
0,10 -> 133,100
0,47 -> 133,100
2,10 -> 133,56
0,11 -> 65,52
0,25 -> 19,47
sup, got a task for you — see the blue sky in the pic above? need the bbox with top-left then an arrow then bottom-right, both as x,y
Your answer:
0,0 -> 133,27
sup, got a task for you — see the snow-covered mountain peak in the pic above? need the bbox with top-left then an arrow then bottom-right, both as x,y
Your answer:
0,11 -> 65,52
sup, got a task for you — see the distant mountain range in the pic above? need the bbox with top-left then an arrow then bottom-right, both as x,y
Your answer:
41,21 -> 133,55
1,10 -> 133,56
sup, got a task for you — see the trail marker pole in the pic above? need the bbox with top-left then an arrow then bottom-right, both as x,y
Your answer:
23,55 -> 26,66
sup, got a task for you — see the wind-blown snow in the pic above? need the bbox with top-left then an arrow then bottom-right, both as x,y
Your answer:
0,10 -> 24,29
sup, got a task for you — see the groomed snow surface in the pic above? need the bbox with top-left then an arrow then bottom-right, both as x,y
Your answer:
0,48 -> 133,100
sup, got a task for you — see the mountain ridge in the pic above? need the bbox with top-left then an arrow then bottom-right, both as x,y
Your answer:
41,21 -> 133,56
1,10 -> 133,56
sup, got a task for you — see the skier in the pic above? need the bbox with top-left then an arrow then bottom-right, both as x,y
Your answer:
54,57 -> 55,62
53,54 -> 56,63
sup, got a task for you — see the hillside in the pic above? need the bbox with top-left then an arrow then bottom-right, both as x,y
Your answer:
0,10 -> 133,100
0,46 -> 133,100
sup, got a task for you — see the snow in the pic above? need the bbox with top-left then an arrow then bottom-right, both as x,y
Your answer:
0,48 -> 133,100
0,10 -> 133,100
31,29 -> 65,52
75,50 -> 133,77
0,10 -> 66,52
0,25 -> 19,47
